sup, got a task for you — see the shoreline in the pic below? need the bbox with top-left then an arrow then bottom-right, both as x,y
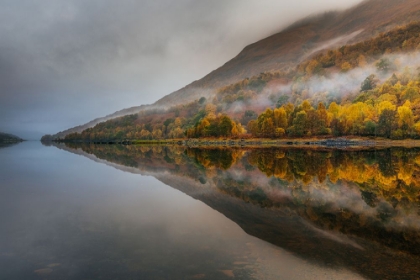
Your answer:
45,137 -> 420,149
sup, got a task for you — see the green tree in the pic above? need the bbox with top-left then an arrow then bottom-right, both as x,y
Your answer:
198,97 -> 206,104
276,95 -> 290,108
360,74 -> 377,92
378,109 -> 397,138
291,111 -> 308,137
247,120 -> 259,137
376,58 -> 394,73
241,110 -> 258,125
219,115 -> 233,137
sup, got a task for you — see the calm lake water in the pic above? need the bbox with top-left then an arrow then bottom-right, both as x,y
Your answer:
0,142 -> 419,280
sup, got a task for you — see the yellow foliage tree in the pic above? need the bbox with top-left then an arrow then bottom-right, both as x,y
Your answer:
377,101 -> 396,115
341,62 -> 352,72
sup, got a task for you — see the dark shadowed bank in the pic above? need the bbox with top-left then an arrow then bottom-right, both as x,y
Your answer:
0,132 -> 24,148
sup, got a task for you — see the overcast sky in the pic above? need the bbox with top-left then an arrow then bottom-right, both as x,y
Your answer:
0,0 -> 362,139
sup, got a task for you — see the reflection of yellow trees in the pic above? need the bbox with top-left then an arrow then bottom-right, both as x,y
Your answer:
248,149 -> 420,204
68,144 -> 420,207
186,148 -> 245,170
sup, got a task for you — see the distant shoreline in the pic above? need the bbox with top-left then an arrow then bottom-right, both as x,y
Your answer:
45,137 -> 420,149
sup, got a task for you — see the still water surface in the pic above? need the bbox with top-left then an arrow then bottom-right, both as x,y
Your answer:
0,142 -> 419,279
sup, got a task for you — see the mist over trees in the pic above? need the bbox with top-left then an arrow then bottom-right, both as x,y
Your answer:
63,22 -> 420,142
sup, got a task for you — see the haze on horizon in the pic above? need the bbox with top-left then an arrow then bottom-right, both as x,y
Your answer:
0,0 -> 362,140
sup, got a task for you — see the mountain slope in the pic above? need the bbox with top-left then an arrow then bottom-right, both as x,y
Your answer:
154,0 -> 420,106
46,0 -> 420,139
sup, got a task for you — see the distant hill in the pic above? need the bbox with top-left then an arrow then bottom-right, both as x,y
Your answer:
0,132 -> 24,144
45,0 -> 420,140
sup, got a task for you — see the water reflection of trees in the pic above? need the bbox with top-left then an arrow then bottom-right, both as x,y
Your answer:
63,143 -> 420,256
188,147 -> 420,255
245,148 -> 420,206
66,143 -> 420,211
185,148 -> 245,170
186,147 -> 420,206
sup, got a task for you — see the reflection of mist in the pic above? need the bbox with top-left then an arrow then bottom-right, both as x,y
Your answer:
246,149 -> 420,234
302,220 -> 365,251
221,166 -> 420,234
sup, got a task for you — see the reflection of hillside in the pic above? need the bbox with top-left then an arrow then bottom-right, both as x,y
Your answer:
163,175 -> 420,280
194,148 -> 420,256
0,142 -> 21,149
61,143 -> 208,182
57,143 -> 420,279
